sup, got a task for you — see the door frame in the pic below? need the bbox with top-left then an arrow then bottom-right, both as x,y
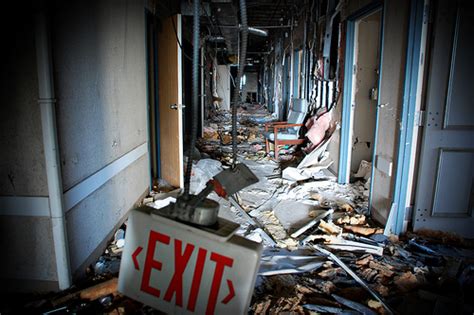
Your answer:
145,10 -> 160,184
338,2 -> 384,214
390,0 -> 427,234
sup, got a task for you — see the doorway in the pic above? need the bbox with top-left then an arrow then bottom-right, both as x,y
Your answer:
339,7 -> 382,189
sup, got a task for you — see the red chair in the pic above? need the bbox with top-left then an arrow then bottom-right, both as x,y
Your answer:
264,99 -> 308,159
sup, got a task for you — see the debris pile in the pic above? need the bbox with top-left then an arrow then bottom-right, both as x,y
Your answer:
3,105 -> 473,315
199,105 -> 474,314
198,105 -> 274,165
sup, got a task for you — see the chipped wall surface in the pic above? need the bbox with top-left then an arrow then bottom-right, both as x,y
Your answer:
52,0 -> 148,191
371,0 -> 409,223
0,13 -> 48,197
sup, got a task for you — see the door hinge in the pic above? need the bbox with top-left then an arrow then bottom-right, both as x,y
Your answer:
415,110 -> 426,126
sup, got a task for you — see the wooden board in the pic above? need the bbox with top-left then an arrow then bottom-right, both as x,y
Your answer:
157,15 -> 183,188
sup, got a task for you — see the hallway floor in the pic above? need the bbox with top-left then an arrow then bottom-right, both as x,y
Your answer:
3,106 -> 474,315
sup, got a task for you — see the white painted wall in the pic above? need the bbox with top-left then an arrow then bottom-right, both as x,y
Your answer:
216,65 -> 231,110
242,72 -> 258,101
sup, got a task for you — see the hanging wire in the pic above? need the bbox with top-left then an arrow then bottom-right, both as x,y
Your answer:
171,16 -> 205,69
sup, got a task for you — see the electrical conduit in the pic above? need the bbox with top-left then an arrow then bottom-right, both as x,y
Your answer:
232,0 -> 248,167
183,0 -> 201,196
35,10 -> 72,290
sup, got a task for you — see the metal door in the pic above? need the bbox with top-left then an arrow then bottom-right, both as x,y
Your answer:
413,0 -> 474,237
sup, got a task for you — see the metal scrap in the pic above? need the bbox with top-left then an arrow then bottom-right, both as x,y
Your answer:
312,245 -> 396,315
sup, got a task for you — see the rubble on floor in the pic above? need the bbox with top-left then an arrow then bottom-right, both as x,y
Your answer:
4,106 -> 474,315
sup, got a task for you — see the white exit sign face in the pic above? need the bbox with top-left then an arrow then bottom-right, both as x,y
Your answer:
118,207 -> 262,315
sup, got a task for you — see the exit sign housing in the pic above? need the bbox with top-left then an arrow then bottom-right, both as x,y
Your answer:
118,206 -> 262,315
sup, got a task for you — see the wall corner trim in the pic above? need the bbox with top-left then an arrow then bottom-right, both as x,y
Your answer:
0,196 -> 50,217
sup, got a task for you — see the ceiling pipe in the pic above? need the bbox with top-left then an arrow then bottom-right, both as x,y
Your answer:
206,35 -> 226,42
248,27 -> 268,37
218,24 -> 293,29
35,9 -> 72,290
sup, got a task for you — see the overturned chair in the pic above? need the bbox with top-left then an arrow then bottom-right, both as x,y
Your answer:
264,99 -> 308,159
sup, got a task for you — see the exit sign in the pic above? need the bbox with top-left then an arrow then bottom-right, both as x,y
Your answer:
118,206 -> 262,314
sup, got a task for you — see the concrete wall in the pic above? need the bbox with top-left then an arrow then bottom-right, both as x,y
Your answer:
0,0 -> 150,291
216,65 -> 231,110
0,11 -> 47,197
0,7 -> 57,289
52,0 -> 149,276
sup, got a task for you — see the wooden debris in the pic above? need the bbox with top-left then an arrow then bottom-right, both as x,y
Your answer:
412,228 -> 465,246
309,192 -> 323,201
361,268 -> 381,282
319,281 -> 337,295
356,254 -> 374,266
368,261 -> 395,278
51,278 -> 119,307
394,272 -> 420,292
291,209 -> 334,239
296,284 -> 318,295
220,133 -> 232,145
252,298 -> 272,314
340,203 -> 354,212
318,267 -> 345,279
319,219 -> 342,235
374,284 -> 390,297
79,278 -> 118,301
368,299 -> 384,312
344,225 -> 377,236
337,214 -> 367,225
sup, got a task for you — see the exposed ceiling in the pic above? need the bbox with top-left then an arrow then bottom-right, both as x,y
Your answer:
201,0 -> 301,55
